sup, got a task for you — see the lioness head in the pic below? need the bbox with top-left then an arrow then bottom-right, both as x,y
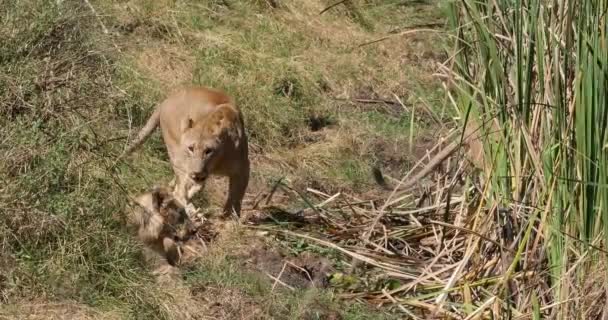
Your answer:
179,103 -> 242,183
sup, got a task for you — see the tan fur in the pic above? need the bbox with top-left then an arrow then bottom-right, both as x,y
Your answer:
120,86 -> 250,217
129,186 -> 196,266
374,118 -> 499,191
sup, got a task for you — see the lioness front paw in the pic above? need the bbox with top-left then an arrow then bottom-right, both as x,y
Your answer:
184,203 -> 206,223
184,203 -> 198,215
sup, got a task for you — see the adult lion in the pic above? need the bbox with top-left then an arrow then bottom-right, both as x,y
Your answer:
120,86 -> 250,217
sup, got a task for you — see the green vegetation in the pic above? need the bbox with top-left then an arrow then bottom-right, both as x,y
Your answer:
446,0 -> 608,317
0,0 -> 445,319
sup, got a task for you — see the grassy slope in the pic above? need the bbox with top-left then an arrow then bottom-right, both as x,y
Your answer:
0,0 -> 447,319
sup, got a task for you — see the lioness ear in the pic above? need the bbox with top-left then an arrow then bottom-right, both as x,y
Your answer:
211,104 -> 242,145
181,117 -> 194,133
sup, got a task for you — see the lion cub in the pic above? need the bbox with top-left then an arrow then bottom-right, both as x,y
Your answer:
129,186 -> 197,266
120,86 -> 250,218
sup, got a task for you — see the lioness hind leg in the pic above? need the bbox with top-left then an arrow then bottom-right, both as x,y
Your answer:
223,167 -> 250,218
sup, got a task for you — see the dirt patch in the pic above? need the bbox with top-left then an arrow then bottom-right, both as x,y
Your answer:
134,224 -> 266,319
370,130 -> 446,178
369,137 -> 409,174
188,277 -> 344,320
180,218 -> 333,291
148,222 -> 338,319
245,207 -> 314,228
190,286 -> 265,320
0,301 -> 121,320
238,241 -> 333,290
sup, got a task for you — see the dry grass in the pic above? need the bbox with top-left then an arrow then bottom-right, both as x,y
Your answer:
0,0 -> 451,318
243,138 -> 485,317
0,301 -> 123,320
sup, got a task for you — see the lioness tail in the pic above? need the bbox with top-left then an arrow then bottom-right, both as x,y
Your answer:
120,107 -> 161,160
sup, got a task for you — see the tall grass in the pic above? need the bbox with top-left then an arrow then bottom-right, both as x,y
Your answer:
446,0 -> 608,317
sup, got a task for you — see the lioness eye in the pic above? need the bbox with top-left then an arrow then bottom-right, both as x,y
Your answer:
204,148 -> 213,155
188,145 -> 194,153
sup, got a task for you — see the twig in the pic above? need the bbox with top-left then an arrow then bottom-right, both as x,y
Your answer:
381,289 -> 417,318
331,97 -> 401,106
363,200 -> 384,244
388,23 -> 445,33
317,192 -> 341,208
400,299 -> 461,319
358,236 -> 395,256
306,188 -> 331,198
285,261 -> 314,286
271,263 -> 288,292
264,177 -> 284,206
381,129 -> 460,209
388,262 -> 459,296
434,231 -> 480,309
250,227 -> 412,276
266,271 -> 295,291
462,296 -> 495,320
429,220 -> 516,254
250,189 -> 267,210
512,297 -> 578,320
319,0 -> 349,15
392,93 -> 409,113
357,29 -> 443,48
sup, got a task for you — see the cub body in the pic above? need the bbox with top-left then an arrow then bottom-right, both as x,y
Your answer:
129,186 -> 196,266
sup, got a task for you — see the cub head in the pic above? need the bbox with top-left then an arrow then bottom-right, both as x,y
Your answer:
132,186 -> 196,242
179,103 -> 242,183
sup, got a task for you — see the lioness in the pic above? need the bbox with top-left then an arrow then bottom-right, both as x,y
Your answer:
121,86 -> 250,217
129,186 -> 197,266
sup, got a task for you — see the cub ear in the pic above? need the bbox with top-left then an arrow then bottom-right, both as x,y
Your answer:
210,104 -> 243,144
181,117 -> 194,133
